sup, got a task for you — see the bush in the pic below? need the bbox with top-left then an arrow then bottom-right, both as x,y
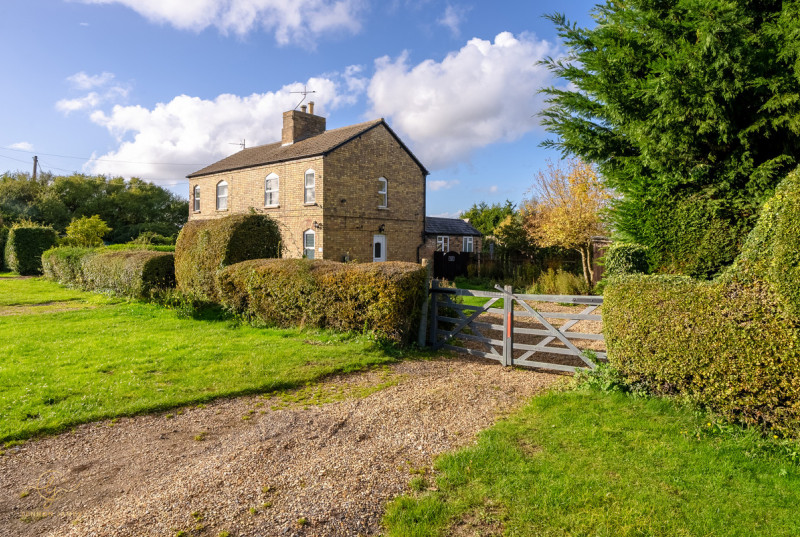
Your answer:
527,268 -> 589,295
218,259 -> 427,344
64,215 -> 111,247
601,243 -> 649,277
42,246 -> 95,285
175,214 -> 282,301
0,227 -> 8,271
81,250 -> 175,298
130,231 -> 175,245
603,167 -> 800,436
4,223 -> 59,275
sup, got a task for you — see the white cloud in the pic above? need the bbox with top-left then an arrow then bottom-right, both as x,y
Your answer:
437,4 -> 469,37
67,71 -> 115,90
56,92 -> 102,114
84,77 -> 354,183
428,179 -> 459,191
9,142 -> 34,151
430,211 -> 462,218
77,0 -> 365,44
368,31 -> 558,169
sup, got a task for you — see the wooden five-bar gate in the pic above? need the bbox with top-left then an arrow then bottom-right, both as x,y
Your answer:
429,280 -> 604,373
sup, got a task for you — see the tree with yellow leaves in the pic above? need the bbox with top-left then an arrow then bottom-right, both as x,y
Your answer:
522,159 -> 611,288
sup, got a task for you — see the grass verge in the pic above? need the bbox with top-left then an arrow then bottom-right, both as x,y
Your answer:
0,277 -> 404,442
384,389 -> 800,536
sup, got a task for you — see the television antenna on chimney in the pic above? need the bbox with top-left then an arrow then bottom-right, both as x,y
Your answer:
291,85 -> 316,110
229,139 -> 246,150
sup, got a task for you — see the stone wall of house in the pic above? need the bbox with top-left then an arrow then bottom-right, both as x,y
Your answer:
419,234 -> 483,260
188,155 -> 325,259
322,124 -> 426,263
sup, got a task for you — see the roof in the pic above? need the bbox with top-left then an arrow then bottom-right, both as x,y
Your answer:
187,118 -> 429,178
425,217 -> 482,236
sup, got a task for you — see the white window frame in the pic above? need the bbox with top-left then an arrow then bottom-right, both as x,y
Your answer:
436,235 -> 449,252
463,236 -> 474,253
373,234 -> 386,262
216,180 -> 228,211
378,177 -> 388,209
304,169 -> 316,204
193,185 -> 200,212
303,229 -> 315,259
265,173 -> 279,207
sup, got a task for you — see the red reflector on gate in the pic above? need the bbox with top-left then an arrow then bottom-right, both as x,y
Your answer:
507,312 -> 511,338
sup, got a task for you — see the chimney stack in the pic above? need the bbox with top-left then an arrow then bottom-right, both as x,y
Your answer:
281,105 -> 326,146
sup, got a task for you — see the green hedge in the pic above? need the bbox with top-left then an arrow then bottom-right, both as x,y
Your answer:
218,259 -> 427,344
175,214 -> 282,301
4,225 -> 59,275
42,246 -> 175,298
604,168 -> 800,436
0,227 -> 8,271
601,243 -> 649,277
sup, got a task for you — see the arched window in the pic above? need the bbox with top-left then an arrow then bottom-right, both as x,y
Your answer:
216,180 -> 228,211
378,177 -> 388,208
304,169 -> 315,204
265,173 -> 279,207
303,229 -> 315,259
193,185 -> 200,212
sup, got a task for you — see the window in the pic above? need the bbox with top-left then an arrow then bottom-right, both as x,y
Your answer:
303,229 -> 315,259
436,235 -> 449,252
193,185 -> 200,212
378,177 -> 388,208
304,169 -> 315,204
463,236 -> 473,253
265,173 -> 279,206
216,181 -> 228,211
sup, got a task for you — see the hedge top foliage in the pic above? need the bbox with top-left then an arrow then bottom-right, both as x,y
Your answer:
175,214 -> 282,301
4,223 -> 59,275
601,243 -> 649,278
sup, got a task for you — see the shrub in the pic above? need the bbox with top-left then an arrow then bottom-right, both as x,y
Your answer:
601,243 -> 649,277
218,259 -> 427,344
64,215 -> 111,247
130,231 -> 175,245
527,268 -> 589,295
175,214 -> 282,301
81,250 -> 175,298
42,246 -> 95,285
603,167 -> 800,436
0,227 -> 8,271
4,223 -> 59,275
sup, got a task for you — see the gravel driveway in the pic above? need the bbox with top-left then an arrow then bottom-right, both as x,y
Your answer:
0,356 -> 560,537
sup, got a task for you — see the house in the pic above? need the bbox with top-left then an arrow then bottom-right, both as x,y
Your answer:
187,102 -> 429,263
419,216 -> 483,258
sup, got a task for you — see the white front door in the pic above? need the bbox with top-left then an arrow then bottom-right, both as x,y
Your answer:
373,234 -> 386,262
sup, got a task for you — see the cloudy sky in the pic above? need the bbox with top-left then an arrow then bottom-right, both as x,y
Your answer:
0,0 -> 598,217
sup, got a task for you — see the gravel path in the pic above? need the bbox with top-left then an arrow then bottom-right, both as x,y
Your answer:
0,356 -> 560,537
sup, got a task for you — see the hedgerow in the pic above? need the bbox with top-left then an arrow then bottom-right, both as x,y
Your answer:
4,224 -> 59,275
601,243 -> 649,277
218,259 -> 427,344
42,246 -> 95,285
603,167 -> 800,436
175,214 -> 282,301
0,227 -> 8,270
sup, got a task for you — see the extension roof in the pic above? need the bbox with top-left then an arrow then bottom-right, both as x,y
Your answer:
425,217 -> 482,237
187,118 -> 429,178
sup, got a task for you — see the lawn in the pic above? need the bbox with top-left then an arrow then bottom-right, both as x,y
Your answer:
384,389 -> 800,536
0,277 -> 402,442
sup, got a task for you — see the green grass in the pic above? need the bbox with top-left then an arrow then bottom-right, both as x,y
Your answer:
0,277 -> 402,442
384,389 -> 800,536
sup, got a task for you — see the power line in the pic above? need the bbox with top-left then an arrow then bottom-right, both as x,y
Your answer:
0,145 -> 205,166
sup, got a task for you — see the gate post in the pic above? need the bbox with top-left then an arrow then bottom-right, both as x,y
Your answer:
429,279 -> 439,347
417,259 -> 432,347
502,284 -> 513,367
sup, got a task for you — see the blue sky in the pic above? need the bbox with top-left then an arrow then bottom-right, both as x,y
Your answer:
0,0 -> 599,217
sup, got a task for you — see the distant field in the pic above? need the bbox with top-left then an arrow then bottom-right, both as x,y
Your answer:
0,277 -> 401,442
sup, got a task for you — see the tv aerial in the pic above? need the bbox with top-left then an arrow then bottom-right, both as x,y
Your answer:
291,85 -> 316,110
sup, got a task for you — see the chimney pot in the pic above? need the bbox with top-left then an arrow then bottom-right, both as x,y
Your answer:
300,104 -> 307,113
308,101 -> 315,115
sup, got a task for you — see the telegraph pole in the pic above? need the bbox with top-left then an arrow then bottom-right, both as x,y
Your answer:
32,156 -> 38,180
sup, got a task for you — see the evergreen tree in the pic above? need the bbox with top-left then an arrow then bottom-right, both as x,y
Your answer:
541,1 -> 800,277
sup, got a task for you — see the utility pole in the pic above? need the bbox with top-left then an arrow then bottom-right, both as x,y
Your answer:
32,156 -> 38,180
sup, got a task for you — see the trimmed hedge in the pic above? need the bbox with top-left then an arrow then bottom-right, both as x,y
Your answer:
218,259 -> 427,344
604,167 -> 800,436
601,243 -> 649,277
0,227 -> 8,271
175,214 -> 282,301
4,225 -> 59,275
42,247 -> 175,298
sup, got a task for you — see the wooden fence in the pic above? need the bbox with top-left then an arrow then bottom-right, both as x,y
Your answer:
429,280 -> 604,373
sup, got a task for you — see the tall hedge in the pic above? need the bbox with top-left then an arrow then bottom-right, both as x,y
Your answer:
4,225 -> 58,275
0,227 -> 8,271
603,167 -> 800,436
175,214 -> 282,301
218,259 -> 427,344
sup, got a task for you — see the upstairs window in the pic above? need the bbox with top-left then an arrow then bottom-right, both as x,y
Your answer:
193,185 -> 200,212
216,180 -> 228,211
265,173 -> 279,207
436,235 -> 449,252
303,229 -> 315,259
304,169 -> 316,204
378,177 -> 388,208
463,236 -> 474,253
